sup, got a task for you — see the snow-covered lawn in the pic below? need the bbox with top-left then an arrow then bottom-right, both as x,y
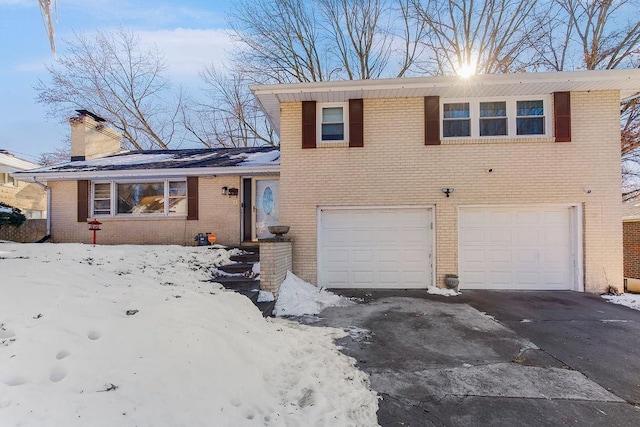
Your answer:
0,242 -> 378,426
602,293 -> 640,311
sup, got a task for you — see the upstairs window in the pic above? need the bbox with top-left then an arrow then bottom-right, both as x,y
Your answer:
441,97 -> 549,139
443,103 -> 470,137
479,101 -> 507,136
516,100 -> 545,135
317,103 -> 348,143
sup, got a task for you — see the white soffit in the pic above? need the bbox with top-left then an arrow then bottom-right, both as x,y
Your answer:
251,69 -> 640,133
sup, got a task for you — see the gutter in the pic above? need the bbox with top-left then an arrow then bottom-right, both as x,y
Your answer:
13,164 -> 280,182
32,179 -> 52,239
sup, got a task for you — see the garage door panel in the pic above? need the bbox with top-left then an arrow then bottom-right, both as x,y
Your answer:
490,228 -> 513,244
320,208 -> 432,289
460,228 -> 485,245
516,229 -> 539,245
459,206 -> 575,290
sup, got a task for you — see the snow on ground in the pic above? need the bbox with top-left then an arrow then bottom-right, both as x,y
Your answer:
427,286 -> 459,297
602,293 -> 640,311
0,243 -> 378,427
274,272 -> 352,317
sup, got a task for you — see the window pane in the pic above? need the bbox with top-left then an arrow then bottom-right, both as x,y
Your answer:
93,200 -> 111,214
517,117 -> 545,135
517,100 -> 544,116
117,183 -> 164,214
169,181 -> 186,196
168,181 -> 187,214
322,123 -> 344,140
322,107 -> 343,123
443,119 -> 470,137
443,103 -> 469,119
480,102 -> 506,118
94,183 -> 111,198
480,118 -> 507,136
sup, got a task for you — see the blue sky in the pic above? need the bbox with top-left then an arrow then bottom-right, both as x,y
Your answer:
0,0 -> 235,162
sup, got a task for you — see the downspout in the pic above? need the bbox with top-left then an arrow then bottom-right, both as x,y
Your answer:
32,179 -> 52,241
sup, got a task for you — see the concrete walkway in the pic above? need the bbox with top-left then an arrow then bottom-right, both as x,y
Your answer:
312,290 -> 640,426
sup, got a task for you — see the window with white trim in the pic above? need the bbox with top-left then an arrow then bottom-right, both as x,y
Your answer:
442,97 -> 550,139
516,100 -> 545,135
317,102 -> 348,143
91,179 -> 187,216
0,172 -> 17,187
443,103 -> 470,137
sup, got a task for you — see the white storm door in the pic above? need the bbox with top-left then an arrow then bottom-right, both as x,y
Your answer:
458,206 -> 577,290
253,178 -> 279,240
319,207 -> 433,289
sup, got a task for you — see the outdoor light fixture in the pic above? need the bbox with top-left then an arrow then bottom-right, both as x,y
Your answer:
221,186 -> 228,196
441,188 -> 454,197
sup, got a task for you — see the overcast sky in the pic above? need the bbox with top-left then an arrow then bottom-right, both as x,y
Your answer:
0,0 -> 236,161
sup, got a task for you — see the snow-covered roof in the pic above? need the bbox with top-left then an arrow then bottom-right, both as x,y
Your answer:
14,146 -> 280,181
251,69 -> 640,134
0,150 -> 41,173
623,200 -> 640,221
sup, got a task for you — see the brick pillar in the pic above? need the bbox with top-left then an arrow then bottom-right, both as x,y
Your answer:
259,239 -> 293,296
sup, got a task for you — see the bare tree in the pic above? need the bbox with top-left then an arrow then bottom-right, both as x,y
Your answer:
38,0 -> 56,53
553,0 -> 640,71
410,0 -> 545,75
35,29 -> 182,150
229,0 -> 422,82
535,1 -> 640,196
39,139 -> 71,165
184,66 -> 276,147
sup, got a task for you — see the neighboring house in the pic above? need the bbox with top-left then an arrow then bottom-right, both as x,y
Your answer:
0,150 -> 47,219
251,69 -> 640,293
15,111 -> 279,246
622,200 -> 640,280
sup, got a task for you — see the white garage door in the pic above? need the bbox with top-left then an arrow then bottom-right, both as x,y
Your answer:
458,206 -> 577,290
319,208 -> 433,289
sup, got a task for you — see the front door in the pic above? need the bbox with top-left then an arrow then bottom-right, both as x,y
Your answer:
253,178 -> 279,240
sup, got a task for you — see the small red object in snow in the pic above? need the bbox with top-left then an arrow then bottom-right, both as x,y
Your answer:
88,219 -> 102,246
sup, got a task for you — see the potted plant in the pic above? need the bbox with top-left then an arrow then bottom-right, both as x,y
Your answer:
444,274 -> 459,289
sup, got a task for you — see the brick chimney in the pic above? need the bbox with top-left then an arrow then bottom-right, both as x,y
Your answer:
70,110 -> 122,161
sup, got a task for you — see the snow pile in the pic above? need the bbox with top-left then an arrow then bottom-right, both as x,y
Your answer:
0,243 -> 378,426
427,286 -> 460,296
208,244 -> 246,267
602,293 -> 640,311
275,271 -> 352,316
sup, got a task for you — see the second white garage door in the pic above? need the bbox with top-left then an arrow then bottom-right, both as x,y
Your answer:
458,206 -> 578,290
318,208 -> 433,289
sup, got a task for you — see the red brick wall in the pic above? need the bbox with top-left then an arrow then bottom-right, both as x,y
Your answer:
623,221 -> 640,278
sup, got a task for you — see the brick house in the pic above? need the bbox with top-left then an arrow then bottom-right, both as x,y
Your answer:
623,201 -> 640,280
0,150 -> 47,219
15,112 -> 280,246
251,69 -> 640,293
16,69 -> 640,293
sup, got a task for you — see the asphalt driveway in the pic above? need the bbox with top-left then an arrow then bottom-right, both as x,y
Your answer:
311,290 -> 640,426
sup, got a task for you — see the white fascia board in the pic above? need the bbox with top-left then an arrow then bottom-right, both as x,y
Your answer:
14,165 -> 280,182
251,69 -> 640,96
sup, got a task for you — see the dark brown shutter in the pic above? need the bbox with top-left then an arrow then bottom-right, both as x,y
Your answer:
349,98 -> 364,147
77,180 -> 89,222
424,96 -> 441,145
187,176 -> 198,220
554,92 -> 571,142
302,101 -> 316,149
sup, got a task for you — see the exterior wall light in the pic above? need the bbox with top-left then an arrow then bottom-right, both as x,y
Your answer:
222,186 -> 228,196
441,188 -> 454,197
